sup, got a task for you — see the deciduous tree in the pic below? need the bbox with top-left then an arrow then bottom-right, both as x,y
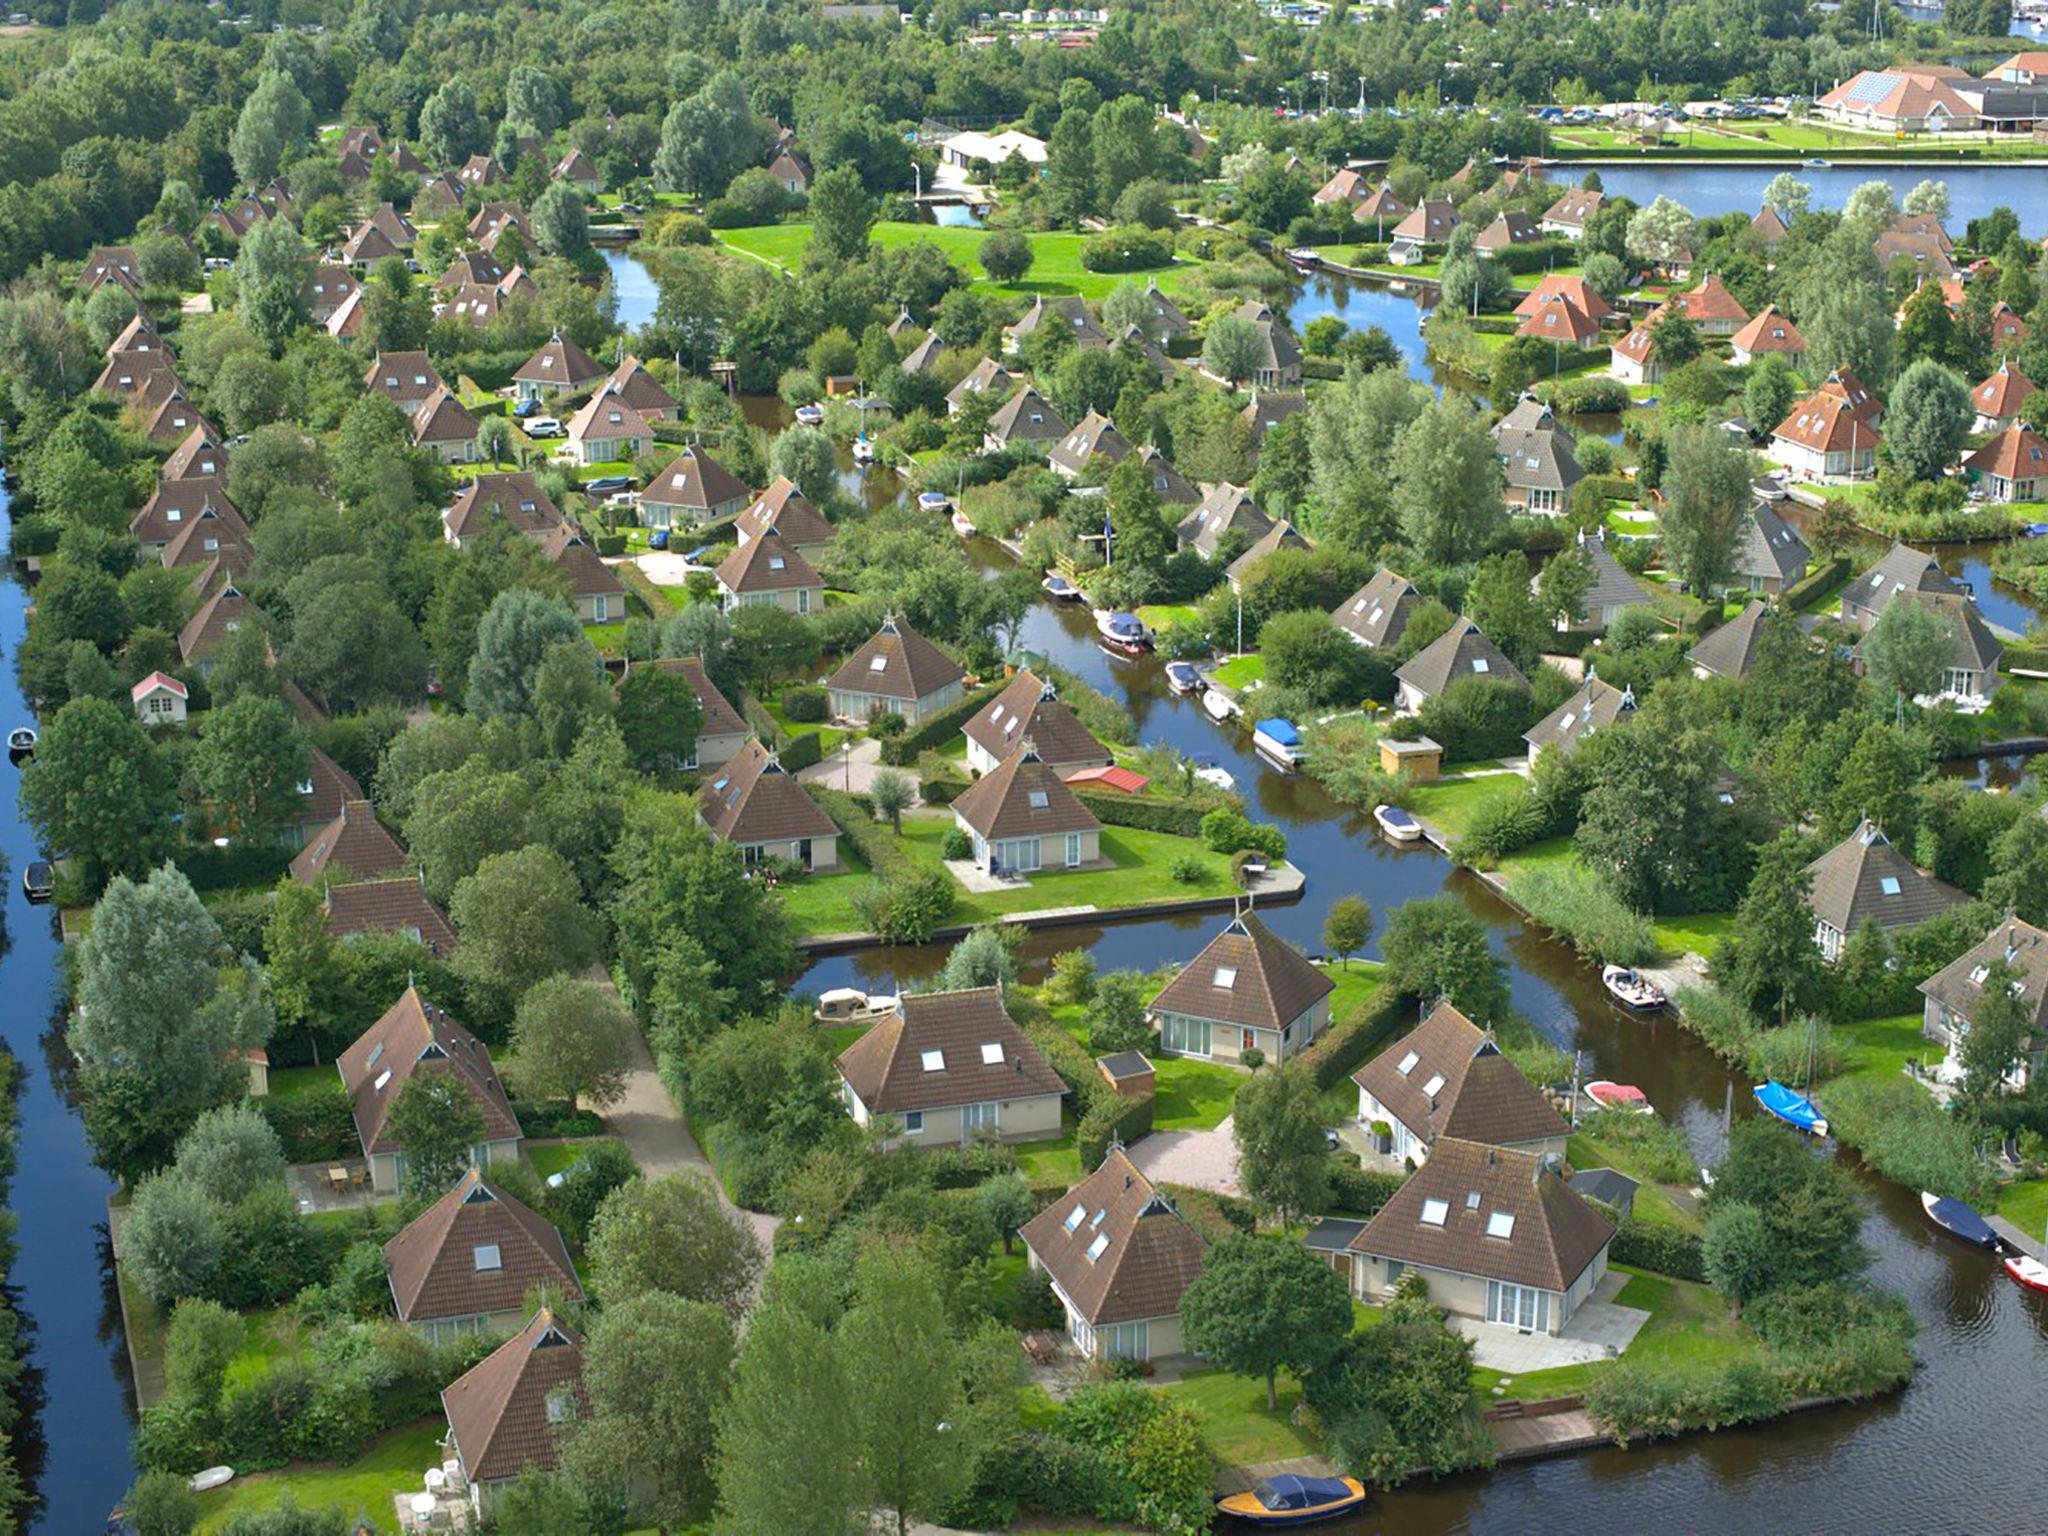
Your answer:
1231,1063 -> 1335,1227
384,1073 -> 485,1200
510,976 -> 636,1111
586,1172 -> 763,1317
1179,1234 -> 1352,1408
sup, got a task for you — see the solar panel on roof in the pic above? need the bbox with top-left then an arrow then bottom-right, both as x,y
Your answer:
1845,71 -> 1902,105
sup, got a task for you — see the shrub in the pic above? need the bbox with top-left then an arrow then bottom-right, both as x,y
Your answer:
1077,1090 -> 1154,1171
782,684 -> 829,722
1453,790 -> 1553,864
878,682 -> 1004,765
1326,1158 -> 1407,1215
1075,792 -> 1213,838
1294,988 -> 1404,1090
257,1081 -> 356,1163
1200,808 -> 1287,859
919,775 -> 963,806
1505,863 -> 1658,966
1080,225 -> 1177,273
779,732 -> 822,772
1416,675 -> 1538,761
1167,853 -> 1206,884
1606,1215 -> 1706,1281
850,868 -> 958,943
939,826 -> 972,860
868,711 -> 907,739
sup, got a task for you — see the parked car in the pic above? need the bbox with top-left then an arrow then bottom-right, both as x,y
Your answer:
525,416 -> 564,437
512,396 -> 540,418
648,528 -> 670,550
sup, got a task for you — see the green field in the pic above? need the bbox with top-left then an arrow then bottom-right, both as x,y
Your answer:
1470,1266 -> 1755,1400
1209,653 -> 1265,690
195,1418 -> 447,1533
778,814 -> 1245,939
1404,773 -> 1528,844
1157,1367 -> 1322,1464
713,221 -> 1203,300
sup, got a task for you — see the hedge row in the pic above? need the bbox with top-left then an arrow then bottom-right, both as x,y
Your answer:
1784,553 -> 1851,612
780,731 -> 823,772
1608,1214 -> 1706,1282
1297,987 -> 1405,1091
808,784 -> 911,875
1161,1182 -> 1258,1243
1078,1089 -> 1155,1170
1328,1158 -> 1408,1217
2001,640 -> 2048,674
879,681 -> 1005,765
1073,791 -> 1214,839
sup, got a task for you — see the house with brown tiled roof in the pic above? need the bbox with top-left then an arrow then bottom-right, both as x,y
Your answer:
413,171 -> 467,220
1850,589 -> 2002,703
1177,484 -> 1272,560
1806,820 -> 1966,961
440,1308 -> 586,1521
1606,315 -> 1661,387
1817,65 -> 1980,131
385,1171 -> 581,1340
291,798 -> 411,887
161,500 -> 254,572
306,264 -> 358,324
1337,1137 -> 1615,1335
699,738 -> 839,869
140,392 -> 216,447
513,334 -> 606,401
946,356 -> 1013,414
736,477 -> 835,562
641,445 -> 749,529
766,147 -> 812,193
1135,446 -> 1198,505
1475,210 -> 1542,253
1004,295 -> 1106,354
1394,618 -> 1526,712
1020,1148 -> 1206,1362
1963,420 -> 2048,502
1689,597 -> 1773,681
340,205 -> 415,265
1992,303 -> 2029,350
1515,292 -> 1601,349
437,251 -> 507,292
337,987 -> 519,1192
1971,363 -> 2037,436
963,670 -> 1110,778
1876,229 -> 1958,281
161,424 -> 228,482
108,313 -> 164,356
176,582 -> 253,674
458,154 -> 505,189
951,742 -> 1103,878
1539,186 -> 1604,237
1333,568 -> 1421,651
1147,911 -> 1332,1069
1353,184 -> 1406,234
94,349 -> 181,403
1388,199 -> 1457,264
1523,671 -> 1636,769
1729,304 -> 1806,368
563,380 -> 654,467
1241,390 -> 1305,443
1840,542 -> 1960,630
1750,205 -> 1790,247
1225,518 -> 1311,592
826,616 -> 966,726
1920,916 -> 2048,1090
628,656 -> 750,769
1733,501 -> 1811,596
287,748 -> 366,847
836,987 -> 1065,1146
80,246 -> 142,293
187,544 -> 255,597
601,355 -> 677,420
325,875 -> 459,954
1313,167 -> 1370,205
1771,386 -> 1879,483
983,386 -> 1068,452
542,524 -> 627,624
1352,1002 -> 1568,1166
1048,409 -> 1133,479
552,148 -> 601,193
1675,274 -> 1748,336
412,386 -> 481,465
1224,300 -> 1302,390
442,473 -> 561,549
364,351 -> 445,416
714,525 -> 823,613
1492,394 -> 1584,516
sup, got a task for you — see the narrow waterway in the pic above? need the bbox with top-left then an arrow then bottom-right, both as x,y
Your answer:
0,477 -> 137,1528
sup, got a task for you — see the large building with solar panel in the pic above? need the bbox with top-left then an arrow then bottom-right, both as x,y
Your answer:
1815,66 -> 1982,131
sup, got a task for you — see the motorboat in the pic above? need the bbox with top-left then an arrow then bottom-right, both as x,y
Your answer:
794,402 -> 825,426
1042,572 -> 1083,601
2004,1253 -> 2048,1293
6,726 -> 34,756
1373,804 -> 1422,842
1097,611 -> 1152,655
1752,475 -> 1788,503
20,862 -> 52,902
1253,718 -> 1304,771
1804,156 -> 1830,168
2024,523 -> 2048,539
917,490 -> 952,513
1215,1473 -> 1367,1527
1754,1080 -> 1827,1137
1920,1191 -> 2000,1251
1203,688 -> 1240,723
1585,1081 -> 1653,1115
952,509 -> 977,537
1285,248 -> 1326,272
1602,965 -> 1667,1010
1190,757 -> 1235,792
1164,661 -> 1203,695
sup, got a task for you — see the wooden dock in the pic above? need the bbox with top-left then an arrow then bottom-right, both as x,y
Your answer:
1489,1406 -> 1607,1461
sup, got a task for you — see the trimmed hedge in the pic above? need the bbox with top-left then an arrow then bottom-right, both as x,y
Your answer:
780,731 -> 822,772
879,681 -> 1004,766
919,775 -> 964,806
809,785 -> 911,875
1160,1182 -> 1258,1243
614,560 -> 677,621
1608,1214 -> 1706,1282
1327,1158 -> 1407,1216
257,1081 -> 355,1163
1297,988 -> 1404,1091
1784,553 -> 1851,612
1073,791 -> 1215,839
1078,1089 -> 1155,1170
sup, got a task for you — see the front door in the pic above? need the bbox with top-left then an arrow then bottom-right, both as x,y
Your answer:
798,838 -> 813,869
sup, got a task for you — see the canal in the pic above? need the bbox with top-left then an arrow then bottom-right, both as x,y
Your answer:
0,476 -> 136,1528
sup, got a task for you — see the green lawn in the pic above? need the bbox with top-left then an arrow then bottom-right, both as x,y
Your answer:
266,1065 -> 335,1102
1151,1057 -> 1241,1131
1209,653 -> 1265,690
527,1140 -> 590,1181
763,695 -> 852,755
1470,1266 -> 1755,1401
1157,1367 -> 1321,1465
1013,1125 -> 1083,1187
1135,602 -> 1200,633
713,221 -> 1203,300
1567,1131 -> 1697,1230
1827,1012 -> 1932,1091
1405,773 -> 1528,843
194,1418 -> 446,1533
1997,1177 -> 2048,1237
1497,836 -> 1735,962
780,815 -> 1247,940
1321,959 -> 1384,1023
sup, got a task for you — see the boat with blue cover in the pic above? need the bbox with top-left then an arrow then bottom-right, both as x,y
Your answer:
1754,1080 -> 1827,1136
1920,1190 -> 2000,1250
1215,1473 -> 1367,1526
1253,717 -> 1303,770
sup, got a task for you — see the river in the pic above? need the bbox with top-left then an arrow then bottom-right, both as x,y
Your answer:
0,476 -> 137,1528
1569,162 -> 2048,238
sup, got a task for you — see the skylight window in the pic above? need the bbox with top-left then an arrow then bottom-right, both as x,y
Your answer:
1028,790 -> 1050,809
1422,1073 -> 1446,1097
769,557 -> 786,570
1420,1199 -> 1449,1227
1971,965 -> 1991,985
1471,658 -> 1490,673
1065,1202 -> 1086,1231
1086,1233 -> 1109,1261
1397,1051 -> 1419,1076
1089,1207 -> 1107,1229
1487,1211 -> 1516,1239
373,1069 -> 391,1092
980,1042 -> 1005,1066
1880,876 -> 1902,896
921,1049 -> 946,1072
473,1244 -> 503,1271
1465,1190 -> 1481,1209
367,1042 -> 385,1067
1213,966 -> 1238,989
869,654 -> 889,671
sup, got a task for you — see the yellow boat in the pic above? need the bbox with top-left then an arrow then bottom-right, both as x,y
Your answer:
1215,1473 -> 1368,1526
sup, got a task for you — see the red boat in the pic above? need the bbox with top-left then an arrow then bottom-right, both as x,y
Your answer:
2004,1254 -> 2048,1294
1584,1080 -> 1654,1115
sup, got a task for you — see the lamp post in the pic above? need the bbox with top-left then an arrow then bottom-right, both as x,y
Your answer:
842,738 -> 853,791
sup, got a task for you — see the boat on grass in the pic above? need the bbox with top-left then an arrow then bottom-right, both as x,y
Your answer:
1253,717 -> 1304,771
1373,804 -> 1422,842
1754,1080 -> 1827,1137
1920,1191 -> 2000,1250
1215,1473 -> 1367,1527
2005,1253 -> 2048,1293
1602,965 -> 1667,1010
1585,1080 -> 1653,1115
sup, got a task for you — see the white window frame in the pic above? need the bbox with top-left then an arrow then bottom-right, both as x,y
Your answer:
1160,1013 -> 1211,1057
1065,832 -> 1081,868
902,1110 -> 924,1136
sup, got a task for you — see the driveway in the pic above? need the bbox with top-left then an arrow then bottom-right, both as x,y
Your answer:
796,735 -> 896,795
624,549 -> 709,586
1126,1120 -> 1240,1195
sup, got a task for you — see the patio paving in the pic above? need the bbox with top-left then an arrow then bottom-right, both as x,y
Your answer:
1126,1121 -> 1240,1195
1454,1270 -> 1650,1373
289,1160 -> 383,1214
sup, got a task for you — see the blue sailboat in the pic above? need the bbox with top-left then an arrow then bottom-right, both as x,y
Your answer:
1754,1080 -> 1827,1137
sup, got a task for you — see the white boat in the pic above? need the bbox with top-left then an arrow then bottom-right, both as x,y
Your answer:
1602,965 -> 1668,1010
1193,764 -> 1235,792
794,402 -> 825,426
1042,572 -> 1082,601
918,490 -> 952,513
1203,688 -> 1239,723
1584,1080 -> 1654,1115
189,1467 -> 235,1492
1374,804 -> 1422,841
1252,717 -> 1304,771
851,435 -> 875,464
951,509 -> 976,537
6,726 -> 34,755
1164,661 -> 1202,695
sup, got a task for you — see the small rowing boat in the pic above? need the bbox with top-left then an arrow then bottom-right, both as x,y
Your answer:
1373,804 -> 1421,842
1602,965 -> 1667,1010
1585,1080 -> 1653,1115
6,726 -> 34,756
2004,1253 -> 2048,1293
1203,688 -> 1239,723
1921,1191 -> 2000,1251
1215,1473 -> 1367,1527
1754,1080 -> 1827,1137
